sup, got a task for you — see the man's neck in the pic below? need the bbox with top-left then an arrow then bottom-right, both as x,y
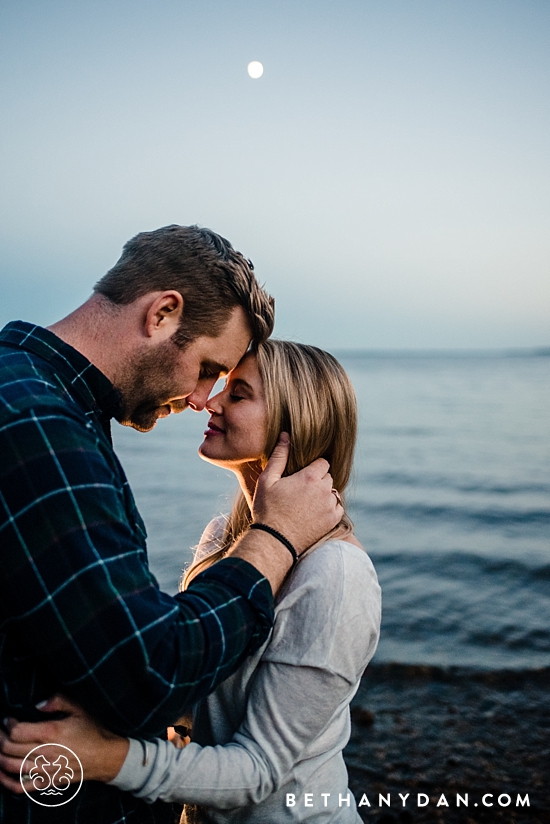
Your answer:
47,295 -> 125,384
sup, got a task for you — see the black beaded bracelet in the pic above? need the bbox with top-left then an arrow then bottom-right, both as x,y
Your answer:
249,523 -> 299,569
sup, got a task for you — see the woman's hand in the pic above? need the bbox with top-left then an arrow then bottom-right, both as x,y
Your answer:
167,726 -> 191,749
0,695 -> 129,793
167,711 -> 192,749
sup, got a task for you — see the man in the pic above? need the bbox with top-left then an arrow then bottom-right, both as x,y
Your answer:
0,225 -> 342,822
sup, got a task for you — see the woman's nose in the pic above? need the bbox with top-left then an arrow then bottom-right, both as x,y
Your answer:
187,382 -> 215,412
205,390 -> 224,414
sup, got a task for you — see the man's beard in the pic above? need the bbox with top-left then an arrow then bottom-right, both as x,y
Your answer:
114,340 -> 188,432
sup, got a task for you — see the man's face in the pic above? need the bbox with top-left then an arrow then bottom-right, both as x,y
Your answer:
116,306 -> 252,432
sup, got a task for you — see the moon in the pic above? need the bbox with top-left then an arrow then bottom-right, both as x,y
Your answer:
247,61 -> 264,79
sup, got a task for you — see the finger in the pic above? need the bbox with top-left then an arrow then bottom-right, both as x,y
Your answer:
301,457 -> 330,478
36,694 -> 81,715
3,717 -> 19,734
0,736 -> 34,757
8,721 -> 57,745
0,769 -> 26,794
0,752 -> 25,775
259,433 -> 290,486
326,488 -> 344,519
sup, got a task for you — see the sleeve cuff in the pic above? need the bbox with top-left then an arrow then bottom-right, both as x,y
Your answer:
185,557 -> 274,648
109,738 -> 154,793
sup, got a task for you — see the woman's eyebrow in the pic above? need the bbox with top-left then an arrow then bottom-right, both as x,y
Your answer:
229,378 -> 253,392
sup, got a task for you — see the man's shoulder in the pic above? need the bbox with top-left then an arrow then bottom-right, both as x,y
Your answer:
0,343 -> 76,421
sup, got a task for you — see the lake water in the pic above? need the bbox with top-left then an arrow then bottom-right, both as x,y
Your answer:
113,351 -> 550,671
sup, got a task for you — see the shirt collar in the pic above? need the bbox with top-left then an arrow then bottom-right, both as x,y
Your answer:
0,320 -> 122,423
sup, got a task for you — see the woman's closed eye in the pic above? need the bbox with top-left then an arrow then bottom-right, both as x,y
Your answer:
226,377 -> 254,402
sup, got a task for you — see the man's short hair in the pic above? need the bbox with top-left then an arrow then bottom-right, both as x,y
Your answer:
94,225 -> 274,347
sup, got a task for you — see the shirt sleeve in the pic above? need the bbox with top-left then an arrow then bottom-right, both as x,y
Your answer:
0,405 -> 273,737
110,542 -> 381,807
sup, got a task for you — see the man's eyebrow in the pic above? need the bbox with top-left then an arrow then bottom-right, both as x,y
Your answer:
202,360 -> 229,376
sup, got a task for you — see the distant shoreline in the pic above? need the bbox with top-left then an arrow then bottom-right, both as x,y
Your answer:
335,347 -> 550,358
364,660 -> 550,683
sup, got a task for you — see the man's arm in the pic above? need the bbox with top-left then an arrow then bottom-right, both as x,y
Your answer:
0,406 -> 272,737
0,416 -> 341,738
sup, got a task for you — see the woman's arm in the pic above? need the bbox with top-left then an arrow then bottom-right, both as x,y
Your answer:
111,663 -> 353,807
0,666 -> 351,805
111,542 -> 381,808
1,543 -> 380,809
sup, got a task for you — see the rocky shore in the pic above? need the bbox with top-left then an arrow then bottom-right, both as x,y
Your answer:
344,663 -> 550,824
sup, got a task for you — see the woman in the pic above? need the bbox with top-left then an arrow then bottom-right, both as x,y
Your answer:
1,341 -> 381,823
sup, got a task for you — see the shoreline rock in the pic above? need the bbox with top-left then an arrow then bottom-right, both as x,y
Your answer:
344,663 -> 550,823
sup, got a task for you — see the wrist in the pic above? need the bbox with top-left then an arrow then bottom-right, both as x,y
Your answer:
98,736 -> 130,783
229,529 -> 294,594
249,523 -> 298,568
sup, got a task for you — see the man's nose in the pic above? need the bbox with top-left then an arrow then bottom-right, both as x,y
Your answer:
187,380 -> 217,412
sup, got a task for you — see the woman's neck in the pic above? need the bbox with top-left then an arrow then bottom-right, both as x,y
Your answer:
233,461 -> 263,510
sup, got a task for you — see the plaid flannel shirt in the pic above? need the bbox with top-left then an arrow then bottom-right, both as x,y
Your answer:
0,321 -> 274,824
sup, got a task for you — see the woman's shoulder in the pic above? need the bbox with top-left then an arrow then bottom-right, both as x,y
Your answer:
281,536 -> 381,637
194,514 -> 228,562
266,537 -> 381,677
295,537 -> 379,594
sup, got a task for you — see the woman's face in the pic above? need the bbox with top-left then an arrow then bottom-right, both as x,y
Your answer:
199,352 -> 268,468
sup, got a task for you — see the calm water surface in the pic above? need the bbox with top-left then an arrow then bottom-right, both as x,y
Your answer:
113,352 -> 550,671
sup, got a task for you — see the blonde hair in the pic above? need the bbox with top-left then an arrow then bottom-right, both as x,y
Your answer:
182,340 -> 357,588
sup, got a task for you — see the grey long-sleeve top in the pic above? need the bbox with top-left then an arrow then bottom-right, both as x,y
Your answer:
111,518 -> 381,822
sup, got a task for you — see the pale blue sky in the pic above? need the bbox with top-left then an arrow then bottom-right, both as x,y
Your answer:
1,0 -> 549,348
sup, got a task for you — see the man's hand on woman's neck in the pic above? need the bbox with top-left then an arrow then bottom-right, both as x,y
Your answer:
229,435 -> 344,594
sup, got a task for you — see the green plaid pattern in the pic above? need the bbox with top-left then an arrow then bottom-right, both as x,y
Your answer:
0,321 -> 273,823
